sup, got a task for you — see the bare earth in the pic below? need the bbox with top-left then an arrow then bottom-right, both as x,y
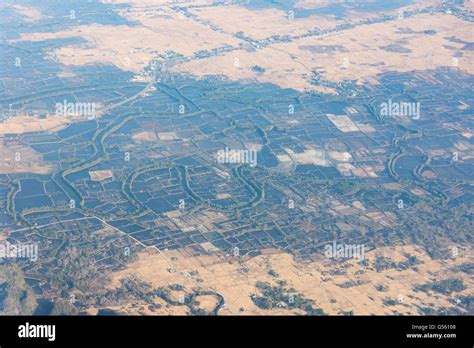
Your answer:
10,1 -> 472,93
110,245 -> 473,315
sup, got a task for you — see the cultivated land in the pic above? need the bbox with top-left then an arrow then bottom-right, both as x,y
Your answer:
0,0 -> 472,316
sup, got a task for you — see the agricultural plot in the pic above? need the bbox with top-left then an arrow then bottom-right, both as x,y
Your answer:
0,0 -> 472,316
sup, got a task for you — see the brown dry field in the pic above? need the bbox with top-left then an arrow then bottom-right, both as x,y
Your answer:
0,115 -> 70,136
461,0 -> 474,10
9,1 -> 470,93
189,5 -> 341,40
0,139 -> 53,174
14,6 -> 242,74
109,244 -> 473,315
100,0 -> 217,5
295,0 -> 346,9
296,0 -> 444,11
189,0 -> 444,41
89,169 -> 114,181
1,3 -> 45,22
173,13 -> 473,92
132,131 -> 159,142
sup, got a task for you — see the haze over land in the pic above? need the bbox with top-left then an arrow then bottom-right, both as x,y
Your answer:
0,0 -> 473,315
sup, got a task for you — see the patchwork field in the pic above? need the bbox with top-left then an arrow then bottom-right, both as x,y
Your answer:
0,0 -> 472,318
